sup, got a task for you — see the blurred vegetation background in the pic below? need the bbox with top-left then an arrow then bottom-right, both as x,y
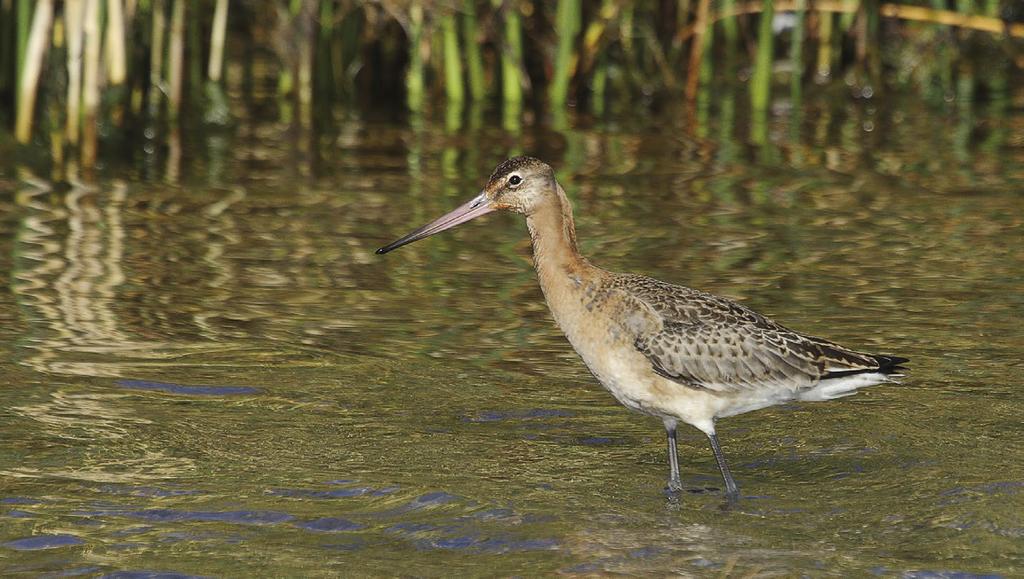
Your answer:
0,0 -> 1021,177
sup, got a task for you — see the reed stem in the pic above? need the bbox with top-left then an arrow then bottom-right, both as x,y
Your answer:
865,0 -> 881,87
721,0 -> 738,44
14,0 -> 53,143
82,0 -> 100,165
790,0 -> 805,96
4,0 -> 1019,162
16,0 -> 29,91
463,0 -> 486,100
189,0 -> 203,98
930,0 -> 952,99
816,9 -> 832,79
0,1 -> 11,96
695,10 -> 715,136
685,0 -> 711,101
591,52 -> 606,115
406,3 -> 425,112
441,12 -> 464,105
168,0 -> 184,121
47,12 -> 66,179
500,0 -> 524,108
839,0 -> 857,34
296,0 -> 314,129
582,0 -> 617,111
208,0 -> 228,82
750,0 -> 774,112
318,0 -> 332,95
105,0 -> 127,85
148,0 -> 166,118
66,0 -> 83,144
549,0 -> 581,107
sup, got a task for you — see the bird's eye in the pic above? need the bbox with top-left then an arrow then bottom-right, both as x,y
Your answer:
508,175 -> 522,186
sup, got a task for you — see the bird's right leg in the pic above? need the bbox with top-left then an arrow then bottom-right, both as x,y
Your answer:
664,419 -> 682,492
707,431 -> 740,501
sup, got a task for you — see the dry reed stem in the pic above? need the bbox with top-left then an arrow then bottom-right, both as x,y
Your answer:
81,0 -> 100,165
105,0 -> 126,84
674,0 -> 1024,44
148,0 -> 165,116
685,0 -> 712,101
167,0 -> 184,120
65,0 -> 83,144
14,0 -> 53,143
208,0 -> 228,82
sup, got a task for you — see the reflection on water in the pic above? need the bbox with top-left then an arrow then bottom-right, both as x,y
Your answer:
0,88 -> 1022,576
15,182 -> 131,377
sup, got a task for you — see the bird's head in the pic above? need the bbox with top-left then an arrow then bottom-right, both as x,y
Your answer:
376,156 -> 556,254
479,156 -> 556,215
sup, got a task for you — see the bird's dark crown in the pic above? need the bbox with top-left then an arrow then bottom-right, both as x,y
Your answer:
488,156 -> 546,184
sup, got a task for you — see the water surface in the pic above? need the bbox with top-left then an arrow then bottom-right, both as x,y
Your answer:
1,94 -> 1022,576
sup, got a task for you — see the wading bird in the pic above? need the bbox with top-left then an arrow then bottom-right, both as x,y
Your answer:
377,157 -> 907,500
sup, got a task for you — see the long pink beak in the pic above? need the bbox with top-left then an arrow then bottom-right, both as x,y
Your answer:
376,192 -> 495,254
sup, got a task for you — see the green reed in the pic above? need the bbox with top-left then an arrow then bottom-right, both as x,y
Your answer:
499,1 -> 524,114
750,0 -> 774,115
463,0 -> 486,101
441,11 -> 464,106
16,0 -> 29,90
1,0 -> 1020,171
790,0 -> 805,103
549,0 -> 581,108
407,2 -> 425,113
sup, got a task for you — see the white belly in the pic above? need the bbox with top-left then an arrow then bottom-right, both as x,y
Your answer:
559,311 -> 722,426
542,273 -> 742,434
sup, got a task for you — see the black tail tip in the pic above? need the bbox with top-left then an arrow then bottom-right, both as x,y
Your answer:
876,355 -> 909,373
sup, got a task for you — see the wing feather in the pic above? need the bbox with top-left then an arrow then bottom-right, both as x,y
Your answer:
614,274 -> 897,394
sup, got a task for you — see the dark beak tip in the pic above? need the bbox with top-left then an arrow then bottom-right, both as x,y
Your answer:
375,192 -> 492,258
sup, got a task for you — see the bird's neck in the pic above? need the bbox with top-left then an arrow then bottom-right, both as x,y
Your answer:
526,185 -> 592,294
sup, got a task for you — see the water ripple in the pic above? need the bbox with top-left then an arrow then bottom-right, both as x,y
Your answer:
116,380 -> 260,396
3,534 -> 85,550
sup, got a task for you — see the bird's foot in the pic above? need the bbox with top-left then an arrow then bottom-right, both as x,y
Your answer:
686,486 -> 723,495
723,481 -> 740,503
665,480 -> 727,497
665,478 -> 684,494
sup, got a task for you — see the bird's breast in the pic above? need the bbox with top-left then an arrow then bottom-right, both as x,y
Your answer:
540,272 -> 669,416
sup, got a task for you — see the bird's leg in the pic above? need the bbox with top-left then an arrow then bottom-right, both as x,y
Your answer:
707,431 -> 740,501
664,420 -> 682,493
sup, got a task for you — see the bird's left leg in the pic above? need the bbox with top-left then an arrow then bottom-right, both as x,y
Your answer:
664,419 -> 682,492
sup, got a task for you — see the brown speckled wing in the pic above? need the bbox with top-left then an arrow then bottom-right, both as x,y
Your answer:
615,274 -> 886,393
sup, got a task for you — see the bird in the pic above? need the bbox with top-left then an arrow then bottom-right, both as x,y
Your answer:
376,156 -> 908,500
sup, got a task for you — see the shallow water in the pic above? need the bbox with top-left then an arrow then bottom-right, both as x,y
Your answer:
1,91 -> 1023,576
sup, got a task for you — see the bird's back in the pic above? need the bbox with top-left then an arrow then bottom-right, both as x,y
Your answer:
607,273 -> 906,401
